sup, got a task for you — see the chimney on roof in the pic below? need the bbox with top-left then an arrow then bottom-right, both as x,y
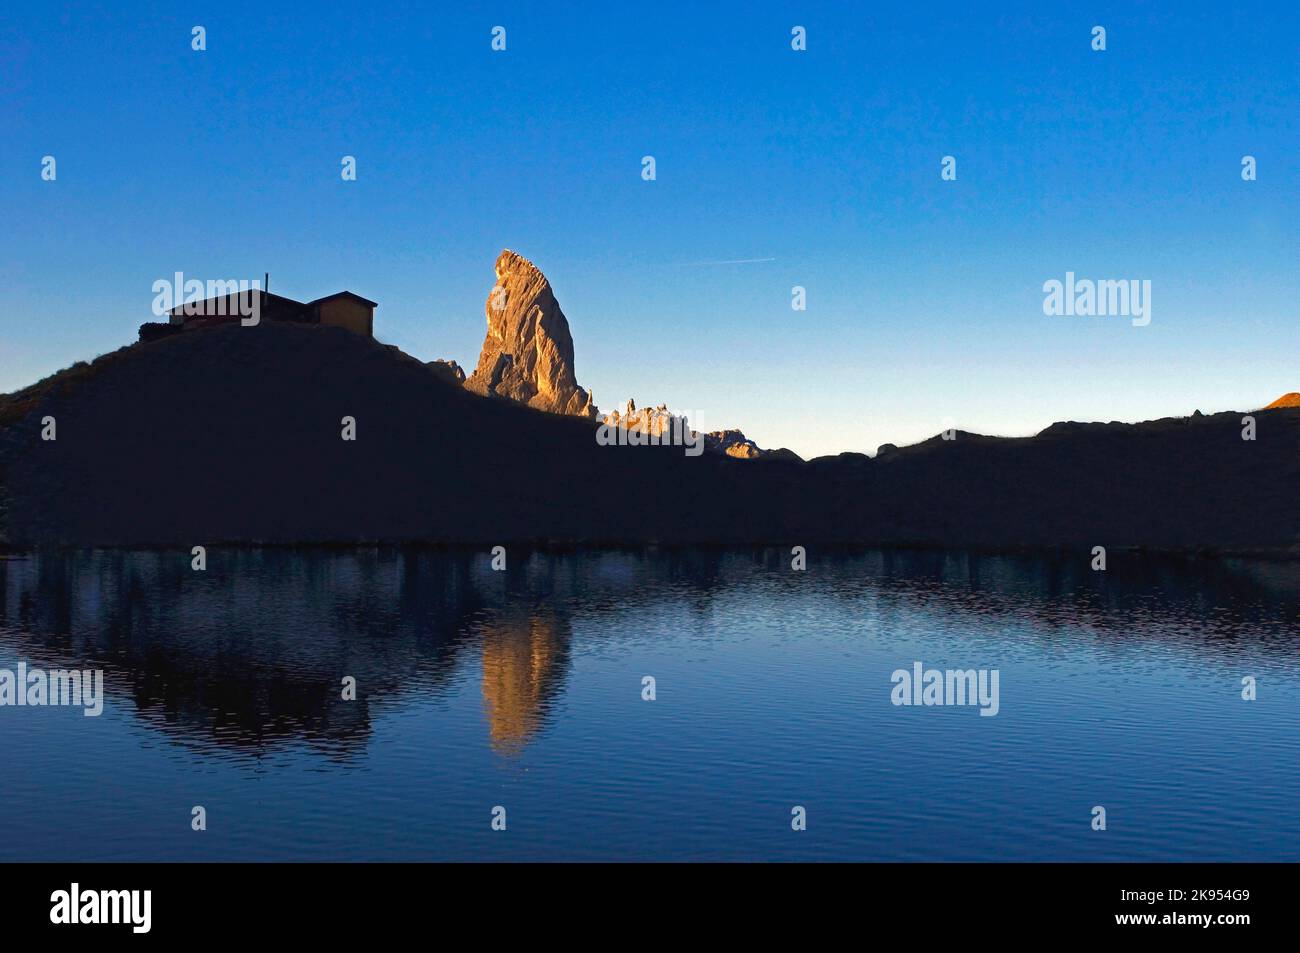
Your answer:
264,272 -> 269,295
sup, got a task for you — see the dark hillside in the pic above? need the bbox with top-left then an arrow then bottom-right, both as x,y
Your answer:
2,323 -> 1298,554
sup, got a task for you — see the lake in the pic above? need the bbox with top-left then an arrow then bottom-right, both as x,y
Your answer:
1,547 -> 1297,861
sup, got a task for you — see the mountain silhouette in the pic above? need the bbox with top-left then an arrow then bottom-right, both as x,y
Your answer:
2,317 -> 1297,554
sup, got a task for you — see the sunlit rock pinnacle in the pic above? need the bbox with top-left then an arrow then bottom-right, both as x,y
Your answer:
465,250 -> 596,418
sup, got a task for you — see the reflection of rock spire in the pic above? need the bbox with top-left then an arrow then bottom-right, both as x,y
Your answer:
480,612 -> 571,755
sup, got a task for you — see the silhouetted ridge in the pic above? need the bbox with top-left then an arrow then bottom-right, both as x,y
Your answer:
2,322 -> 1299,553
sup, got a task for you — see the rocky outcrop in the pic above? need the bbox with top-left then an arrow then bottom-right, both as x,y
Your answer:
428,359 -> 465,386
461,250 -> 795,453
1265,392 -> 1300,409
465,250 -> 596,418
704,429 -> 762,458
602,399 -> 675,438
600,399 -> 800,460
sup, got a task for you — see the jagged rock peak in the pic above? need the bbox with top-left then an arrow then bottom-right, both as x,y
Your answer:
464,249 -> 596,418
427,358 -> 465,386
603,399 -> 677,437
705,429 -> 763,458
602,398 -> 798,460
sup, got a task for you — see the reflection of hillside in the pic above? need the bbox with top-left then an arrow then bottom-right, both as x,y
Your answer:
1,547 -> 1298,762
848,549 -> 1300,660
0,549 -> 493,760
479,611 -> 571,755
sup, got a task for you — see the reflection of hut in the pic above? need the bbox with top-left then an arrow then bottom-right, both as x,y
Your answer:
480,614 -> 570,754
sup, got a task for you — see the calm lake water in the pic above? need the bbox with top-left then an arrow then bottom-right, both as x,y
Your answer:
1,548 -> 1297,861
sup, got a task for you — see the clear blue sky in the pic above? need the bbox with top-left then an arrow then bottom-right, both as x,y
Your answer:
2,1 -> 1296,459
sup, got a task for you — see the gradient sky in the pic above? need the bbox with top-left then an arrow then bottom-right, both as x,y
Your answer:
2,1 -> 1297,459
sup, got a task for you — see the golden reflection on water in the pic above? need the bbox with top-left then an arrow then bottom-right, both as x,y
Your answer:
480,612 -> 569,755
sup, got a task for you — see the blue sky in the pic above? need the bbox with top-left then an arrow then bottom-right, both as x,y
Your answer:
2,1 -> 1296,459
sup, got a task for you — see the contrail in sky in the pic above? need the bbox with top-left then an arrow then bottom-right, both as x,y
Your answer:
674,257 -> 777,267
